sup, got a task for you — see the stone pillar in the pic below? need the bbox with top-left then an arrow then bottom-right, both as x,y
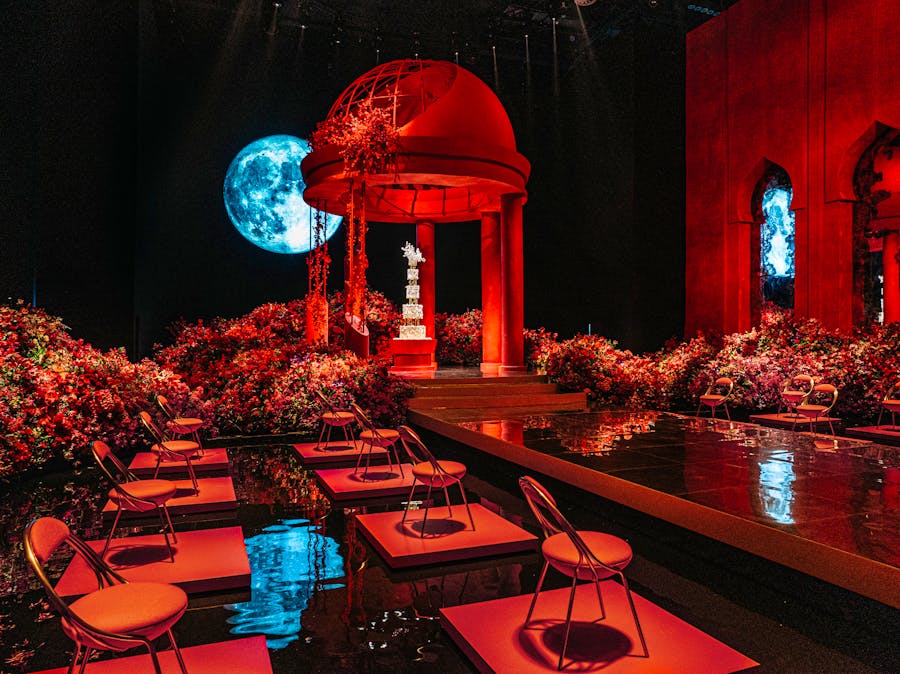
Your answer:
499,194 -> 526,375
416,221 -> 436,339
884,230 -> 900,324
480,211 -> 502,374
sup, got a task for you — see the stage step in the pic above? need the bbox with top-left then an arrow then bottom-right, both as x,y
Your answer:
408,375 -> 588,411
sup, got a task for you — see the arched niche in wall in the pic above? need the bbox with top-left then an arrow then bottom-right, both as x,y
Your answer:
750,161 -> 795,325
853,123 -> 900,324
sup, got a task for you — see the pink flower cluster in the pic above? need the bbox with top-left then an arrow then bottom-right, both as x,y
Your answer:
435,309 -> 484,365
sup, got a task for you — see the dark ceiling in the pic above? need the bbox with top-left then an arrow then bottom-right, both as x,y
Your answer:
153,0 -> 739,74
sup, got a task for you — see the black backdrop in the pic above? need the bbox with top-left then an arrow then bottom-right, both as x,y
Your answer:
2,0 -> 685,359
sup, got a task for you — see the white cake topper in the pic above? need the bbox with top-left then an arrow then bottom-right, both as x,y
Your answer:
401,241 -> 425,267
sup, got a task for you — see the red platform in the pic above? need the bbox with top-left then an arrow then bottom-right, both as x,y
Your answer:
101,476 -> 237,520
441,582 -> 758,673
55,526 -> 250,598
845,425 -> 900,447
128,447 -> 230,475
749,413 -> 841,431
356,503 -> 538,569
29,635 -> 272,674
314,464 -> 425,501
390,338 -> 438,377
294,439 -> 388,465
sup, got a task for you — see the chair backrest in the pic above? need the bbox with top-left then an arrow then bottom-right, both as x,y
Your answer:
350,403 -> 375,432
315,389 -> 336,414
92,440 -> 136,484
156,395 -> 175,419
398,425 -> 439,468
704,376 -> 734,398
139,411 -> 166,442
803,383 -> 838,411
783,374 -> 814,393
885,379 -> 900,402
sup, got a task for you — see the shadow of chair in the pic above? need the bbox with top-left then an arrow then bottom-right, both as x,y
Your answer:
696,376 -> 734,421
24,517 -> 189,674
779,374 -> 815,419
156,395 -> 205,456
518,476 -> 648,670
138,411 -> 200,492
314,390 -> 357,450
350,403 -> 403,480
793,383 -> 839,436
877,378 -> 900,429
397,425 -> 475,538
92,441 -> 179,562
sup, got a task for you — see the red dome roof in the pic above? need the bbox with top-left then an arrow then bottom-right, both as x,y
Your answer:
302,59 -> 529,223
326,60 -> 516,151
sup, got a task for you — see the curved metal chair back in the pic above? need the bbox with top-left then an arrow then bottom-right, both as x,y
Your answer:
877,378 -> 900,428
92,441 -> 147,510
782,374 -> 814,395
803,383 -> 838,414
350,402 -> 375,433
156,395 -> 175,419
139,410 -> 166,443
314,389 -> 336,414
397,425 -> 439,469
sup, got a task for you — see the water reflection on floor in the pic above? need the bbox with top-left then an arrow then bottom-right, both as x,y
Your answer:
458,411 -> 900,568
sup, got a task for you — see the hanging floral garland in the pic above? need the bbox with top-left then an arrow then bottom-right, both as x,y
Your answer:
305,205 -> 331,345
309,99 -> 400,326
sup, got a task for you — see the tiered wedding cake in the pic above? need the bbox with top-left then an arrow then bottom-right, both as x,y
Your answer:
399,242 -> 427,340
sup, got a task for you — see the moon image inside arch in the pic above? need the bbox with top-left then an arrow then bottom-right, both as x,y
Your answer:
223,135 -> 341,254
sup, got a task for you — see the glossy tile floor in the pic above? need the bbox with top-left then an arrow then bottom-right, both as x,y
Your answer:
1,439 -> 898,673
455,411 -> 900,568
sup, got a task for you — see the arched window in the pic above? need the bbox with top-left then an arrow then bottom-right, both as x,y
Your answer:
752,166 -> 795,313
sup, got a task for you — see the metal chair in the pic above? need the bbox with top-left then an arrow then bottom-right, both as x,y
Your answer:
138,411 -> 200,492
350,403 -> 403,479
397,426 -> 474,537
24,517 -> 189,674
696,376 -> 734,420
314,389 -> 356,450
156,395 -> 205,456
793,383 -> 839,435
518,476 -> 648,670
92,441 -> 178,562
778,374 -> 815,418
876,379 -> 900,429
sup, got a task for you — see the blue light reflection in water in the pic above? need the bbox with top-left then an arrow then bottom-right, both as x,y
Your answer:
758,457 -> 795,524
225,519 -> 345,649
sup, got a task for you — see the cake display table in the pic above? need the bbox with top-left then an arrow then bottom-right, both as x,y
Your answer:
389,337 -> 437,377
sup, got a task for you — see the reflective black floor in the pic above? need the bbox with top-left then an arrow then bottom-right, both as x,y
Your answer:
1,440 -> 898,673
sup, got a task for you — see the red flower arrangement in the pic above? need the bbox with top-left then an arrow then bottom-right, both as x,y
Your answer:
435,309 -> 483,365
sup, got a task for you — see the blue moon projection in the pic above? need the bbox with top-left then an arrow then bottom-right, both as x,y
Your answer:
223,135 -> 341,254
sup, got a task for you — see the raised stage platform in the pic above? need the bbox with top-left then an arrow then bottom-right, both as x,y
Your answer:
411,408 -> 900,609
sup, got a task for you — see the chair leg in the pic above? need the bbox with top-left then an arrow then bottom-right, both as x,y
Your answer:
876,407 -> 884,428
459,480 -> 476,531
525,560 -> 550,626
184,456 -> 198,492
420,482 -> 434,538
316,421 -> 328,450
593,577 -> 606,620
168,628 -> 189,674
827,417 -> 835,436
724,402 -> 730,421
558,574 -> 579,670
162,503 -> 178,543
157,506 -> 175,563
76,647 -> 93,674
102,506 -> 124,558
153,453 -> 163,479
145,643 -> 164,674
618,573 -> 649,657
66,644 -> 83,674
391,441 -> 405,478
442,482 -> 453,519
695,403 -> 702,418
401,479 -> 418,524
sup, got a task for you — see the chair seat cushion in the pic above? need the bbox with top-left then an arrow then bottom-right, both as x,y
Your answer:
323,411 -> 355,425
168,418 -> 202,432
797,404 -> 828,417
359,429 -> 400,446
542,531 -> 633,581
412,460 -> 466,485
109,480 -> 176,510
884,399 -> 900,413
781,390 -> 807,403
62,582 -> 187,650
699,394 -> 726,405
151,440 -> 199,457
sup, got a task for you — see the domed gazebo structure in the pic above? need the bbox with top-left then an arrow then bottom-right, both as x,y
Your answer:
302,59 -> 530,375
